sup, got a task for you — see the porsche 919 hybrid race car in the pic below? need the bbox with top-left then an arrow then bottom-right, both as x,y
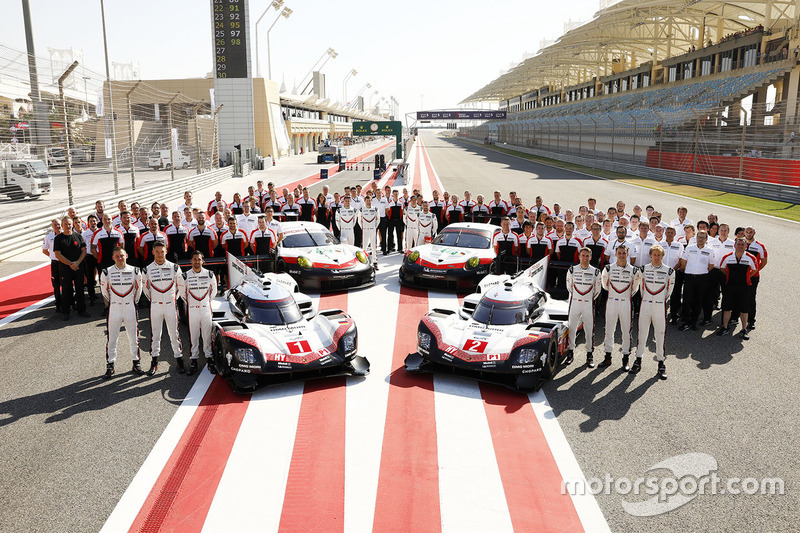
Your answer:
210,254 -> 370,392
277,222 -> 375,291
399,222 -> 501,291
405,257 -> 571,392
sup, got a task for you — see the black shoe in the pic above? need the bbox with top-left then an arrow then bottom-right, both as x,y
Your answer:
383,251 -> 389,256
747,323 -> 755,331
563,349 -> 574,366
176,358 -> 186,374
716,325 -> 728,336
691,324 -> 698,331
146,357 -> 158,376
622,354 -> 630,372
586,352 -> 595,368
207,362 -> 217,375
630,358 -> 642,374
78,311 -> 90,318
741,330 -> 750,341
102,363 -> 115,379
669,316 -> 678,325
700,320 -> 713,326
187,359 -> 198,376
132,360 -> 144,375
657,361 -> 667,380
678,324 -> 690,332
62,313 -> 70,321
598,353 -> 612,368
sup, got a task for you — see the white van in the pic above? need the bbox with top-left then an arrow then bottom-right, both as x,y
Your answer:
148,149 -> 191,170
0,159 -> 52,199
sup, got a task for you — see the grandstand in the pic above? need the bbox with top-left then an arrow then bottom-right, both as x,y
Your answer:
459,0 -> 800,188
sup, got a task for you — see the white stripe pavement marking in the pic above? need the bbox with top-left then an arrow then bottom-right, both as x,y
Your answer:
428,291 -> 514,533
343,255 -> 403,533
420,137 -> 445,193
0,296 -> 53,329
420,138 -> 433,199
202,381 -> 305,533
100,370 -> 215,533
528,390 -> 611,533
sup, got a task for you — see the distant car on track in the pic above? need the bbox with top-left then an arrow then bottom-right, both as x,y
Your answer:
405,257 -> 571,392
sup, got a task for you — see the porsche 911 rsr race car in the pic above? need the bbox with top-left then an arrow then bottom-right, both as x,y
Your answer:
405,257 -> 571,392
210,254 -> 369,392
276,222 -> 375,292
399,222 -> 501,291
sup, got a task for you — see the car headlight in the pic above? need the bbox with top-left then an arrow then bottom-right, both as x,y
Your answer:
407,251 -> 420,263
517,348 -> 538,364
234,347 -> 258,364
466,256 -> 480,269
356,250 -> 368,264
297,256 -> 313,269
341,333 -> 357,355
417,332 -> 431,352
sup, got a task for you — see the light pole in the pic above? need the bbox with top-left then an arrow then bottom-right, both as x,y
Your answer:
266,6 -> 293,80
255,0 -> 283,79
59,61 -> 79,206
342,69 -> 357,104
348,82 -> 370,109
299,47 -> 337,94
100,0 -> 119,194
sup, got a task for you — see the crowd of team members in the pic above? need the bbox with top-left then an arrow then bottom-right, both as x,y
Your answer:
41,178 -> 767,380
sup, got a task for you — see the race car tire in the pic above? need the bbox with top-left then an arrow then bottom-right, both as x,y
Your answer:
212,328 -> 231,378
489,259 -> 499,275
541,337 -> 559,381
276,258 -> 286,273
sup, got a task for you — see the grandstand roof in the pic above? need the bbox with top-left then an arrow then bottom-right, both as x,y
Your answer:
461,0 -> 796,103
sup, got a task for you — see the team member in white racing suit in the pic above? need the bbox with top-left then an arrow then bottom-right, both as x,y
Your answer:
100,246 -> 144,378
565,247 -> 602,367
600,245 -> 641,370
143,241 -> 182,375
181,251 -> 217,376
360,196 -> 380,269
335,196 -> 358,246
403,196 -> 422,250
417,201 -> 439,245
633,245 -> 675,379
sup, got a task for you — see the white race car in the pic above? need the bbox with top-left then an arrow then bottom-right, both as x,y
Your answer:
399,222 -> 501,291
276,221 -> 375,291
405,257 -> 572,391
210,254 -> 369,392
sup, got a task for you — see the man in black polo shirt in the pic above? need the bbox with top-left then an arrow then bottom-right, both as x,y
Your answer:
53,217 -> 89,320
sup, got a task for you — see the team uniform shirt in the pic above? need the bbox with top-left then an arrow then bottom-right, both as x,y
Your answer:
116,225 -> 141,263
530,205 -> 551,220
682,243 -> 715,274
188,226 -> 218,258
280,202 -> 301,222
631,234 -> 658,266
656,239 -> 684,269
221,229 -> 249,257
207,199 -> 227,216
81,228 -> 98,259
551,211 -> 566,221
164,224 -> 190,261
229,201 -> 245,215
556,237 -> 582,263
181,217 -> 198,232
91,228 -> 124,265
254,189 -> 270,210
316,204 -> 333,228
249,226 -> 277,255
744,240 -> 767,278
459,200 -> 476,223
212,224 -> 228,258
573,228 -> 591,243
471,203 -> 490,224
349,196 -> 365,213
527,235 -> 553,262
719,252 -> 759,286
507,204 -> 527,219
710,237 -> 735,269
517,233 -> 535,257
548,232 -> 566,248
510,218 -> 527,235
360,206 -> 380,230
236,213 -> 259,236
43,231 -> 60,260
488,199 -> 509,225
604,238 -> 636,263
492,231 -> 519,256
387,200 -> 404,222
416,211 -> 438,243
404,205 -> 422,230
670,217 -> 694,238
297,197 -> 317,222
263,198 -> 283,213
602,262 -> 641,299
137,230 -> 168,266
583,236 -> 608,268
377,197 -> 389,219
133,219 -> 148,232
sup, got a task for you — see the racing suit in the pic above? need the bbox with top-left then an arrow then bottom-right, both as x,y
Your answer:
635,263 -> 675,362
417,210 -> 438,244
360,206 -> 380,265
601,262 -> 640,355
404,205 -> 421,250
566,264 -> 601,353
336,207 -> 358,246
144,260 -> 182,360
182,267 -> 217,360
100,264 -> 143,363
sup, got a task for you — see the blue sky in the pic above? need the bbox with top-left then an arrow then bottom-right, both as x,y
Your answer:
4,0 -> 600,116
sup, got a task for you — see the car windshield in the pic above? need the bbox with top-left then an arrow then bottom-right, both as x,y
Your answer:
432,228 -> 491,249
29,160 -> 48,174
246,297 -> 303,325
472,298 -> 528,326
282,229 -> 338,248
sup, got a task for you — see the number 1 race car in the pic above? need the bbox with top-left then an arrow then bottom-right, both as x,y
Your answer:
399,222 -> 501,291
210,254 -> 369,392
404,257 -> 571,392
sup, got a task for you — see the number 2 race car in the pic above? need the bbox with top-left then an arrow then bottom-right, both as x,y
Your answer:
404,257 -> 571,392
399,222 -> 501,291
210,254 -> 370,392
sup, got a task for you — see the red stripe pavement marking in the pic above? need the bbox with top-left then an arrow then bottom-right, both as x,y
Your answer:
278,291 -> 348,533
0,265 -> 52,320
372,286 -> 441,532
480,383 -> 584,532
130,376 -> 250,533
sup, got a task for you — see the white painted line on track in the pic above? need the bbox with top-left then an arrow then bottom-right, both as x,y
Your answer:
429,291 -> 514,533
0,296 -> 53,329
202,381 -> 305,533
528,390 -> 611,533
343,266 -> 402,533
420,139 -> 433,199
100,370 -> 215,533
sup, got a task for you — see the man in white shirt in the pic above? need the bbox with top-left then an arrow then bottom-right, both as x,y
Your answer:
677,231 -> 715,331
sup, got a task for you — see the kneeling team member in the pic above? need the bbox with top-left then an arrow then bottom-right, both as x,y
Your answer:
100,246 -> 144,378
634,245 -> 675,379
565,247 -> 602,367
600,245 -> 640,369
144,241 -> 182,375
182,251 -> 217,376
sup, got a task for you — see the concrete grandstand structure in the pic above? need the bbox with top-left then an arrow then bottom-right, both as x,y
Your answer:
460,0 -> 800,188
